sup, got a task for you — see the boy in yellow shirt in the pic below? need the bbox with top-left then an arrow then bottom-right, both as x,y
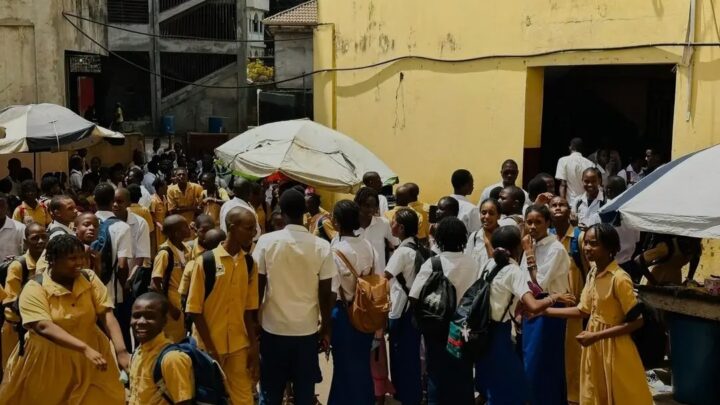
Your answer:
12,180 -> 51,226
406,182 -> 430,243
179,228 -> 226,309
185,207 -> 259,405
167,167 -> 203,226
200,172 -> 229,226
151,215 -> 191,343
129,292 -> 194,405
187,214 -> 215,260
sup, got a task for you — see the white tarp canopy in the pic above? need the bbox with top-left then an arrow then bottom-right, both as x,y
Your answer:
0,103 -> 124,154
215,119 -> 398,193
600,143 -> 720,239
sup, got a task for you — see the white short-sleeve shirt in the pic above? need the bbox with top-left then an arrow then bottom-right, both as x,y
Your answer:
253,225 -> 336,336
378,194 -> 389,217
126,211 -> 151,260
571,191 -> 606,229
384,239 -> 418,319
330,236 -> 375,302
0,217 -> 25,260
480,259 -> 532,322
521,234 -> 570,294
555,152 -> 596,202
96,211 -> 134,304
450,194 -> 482,234
355,216 -> 399,272
409,251 -> 480,305
465,230 -> 492,272
48,221 -> 75,240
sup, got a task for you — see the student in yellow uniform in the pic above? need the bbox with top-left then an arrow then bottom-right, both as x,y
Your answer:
128,184 -> 156,251
129,292 -> 194,405
384,184 -> 424,234
200,172 -> 229,226
167,167 -> 203,226
1,222 -> 47,368
178,228 -> 226,308
185,207 -> 260,405
0,234 -> 128,404
250,182 -> 267,234
188,214 -> 215,260
546,223 -> 652,405
405,182 -> 431,243
151,215 -> 191,343
549,196 -> 587,405
12,180 -> 51,226
150,178 -> 169,248
304,193 -> 336,242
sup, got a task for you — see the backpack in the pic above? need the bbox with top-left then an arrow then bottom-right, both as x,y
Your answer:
414,256 -> 457,342
447,262 -> 512,360
47,226 -> 70,240
625,298 -> 667,370
550,227 -> 586,280
394,238 -> 433,307
0,256 -> 28,327
153,337 -> 229,405
90,217 -> 121,285
333,248 -> 390,334
128,246 -> 174,303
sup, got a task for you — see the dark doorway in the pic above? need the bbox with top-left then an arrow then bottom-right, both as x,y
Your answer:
532,64 -> 676,183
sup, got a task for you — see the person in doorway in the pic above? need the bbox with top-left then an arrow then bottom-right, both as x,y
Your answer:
571,167 -> 605,229
362,172 -> 389,216
304,192 -> 336,242
479,160 -> 530,207
642,148 -> 664,178
545,223 -> 653,405
521,204 -> 571,405
12,180 -> 51,227
556,138 -> 595,203
167,167 -> 202,226
450,169 -> 482,233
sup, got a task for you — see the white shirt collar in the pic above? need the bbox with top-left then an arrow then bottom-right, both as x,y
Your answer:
581,191 -> 605,204
536,234 -> 556,247
285,224 -> 309,233
50,221 -> 73,233
570,151 -> 583,157
450,194 -> 469,203
0,217 -> 15,230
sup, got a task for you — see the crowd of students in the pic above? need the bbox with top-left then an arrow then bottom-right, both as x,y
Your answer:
0,136 -> 698,405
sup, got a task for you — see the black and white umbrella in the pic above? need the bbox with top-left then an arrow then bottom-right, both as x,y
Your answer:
0,103 -> 124,153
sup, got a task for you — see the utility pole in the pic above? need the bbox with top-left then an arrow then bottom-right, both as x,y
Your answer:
150,0 -> 163,135
236,0 -> 248,134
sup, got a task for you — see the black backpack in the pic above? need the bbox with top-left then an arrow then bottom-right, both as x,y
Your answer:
414,256 -> 456,342
0,256 -> 28,327
90,217 -> 122,285
128,246 -> 174,303
395,238 -> 433,308
625,299 -> 667,370
446,262 -> 512,360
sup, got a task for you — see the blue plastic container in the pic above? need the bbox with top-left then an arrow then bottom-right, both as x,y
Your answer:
162,115 -> 175,135
208,116 -> 224,133
668,312 -> 720,405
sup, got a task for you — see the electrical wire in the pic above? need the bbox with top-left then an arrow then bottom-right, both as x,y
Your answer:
64,13 -> 720,90
63,12 -> 313,43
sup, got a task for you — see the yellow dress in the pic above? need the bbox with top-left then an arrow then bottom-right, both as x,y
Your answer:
0,271 -> 124,405
152,242 -> 191,343
1,253 -> 38,369
577,262 -> 652,405
150,194 -> 168,247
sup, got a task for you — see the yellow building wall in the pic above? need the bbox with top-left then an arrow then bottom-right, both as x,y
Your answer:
314,0 -> 720,278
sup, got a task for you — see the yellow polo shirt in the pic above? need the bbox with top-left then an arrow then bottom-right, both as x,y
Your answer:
150,195 -> 168,246
152,242 -> 191,342
409,201 -> 430,239
185,245 -> 259,355
167,183 -> 203,224
201,188 -> 230,226
128,333 -> 194,405
129,203 -> 155,233
385,205 -> 428,239
12,201 -> 51,226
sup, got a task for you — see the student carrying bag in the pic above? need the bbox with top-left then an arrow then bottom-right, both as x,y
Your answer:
414,256 -> 456,342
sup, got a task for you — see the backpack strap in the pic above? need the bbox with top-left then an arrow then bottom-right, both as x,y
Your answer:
575,198 -> 583,213
16,256 -> 29,286
430,256 -> 442,274
333,249 -> 360,303
47,227 -> 69,239
153,342 -> 181,404
244,253 -> 254,278
570,227 -> 587,280
201,251 -> 217,300
159,246 -> 175,296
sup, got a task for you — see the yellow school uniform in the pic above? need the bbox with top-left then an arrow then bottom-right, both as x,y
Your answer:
12,201 -> 51,227
167,183 -> 203,224
187,238 -> 205,260
152,242 -> 191,343
384,205 -> 426,238
409,201 -> 430,239
256,203 -> 267,234
305,209 -> 337,241
128,332 -> 194,405
558,226 -> 585,404
178,259 -> 197,298
1,252 -> 39,368
577,262 -> 652,405
201,188 -> 230,226
129,203 -> 155,233
150,194 -> 168,246
185,244 -> 259,405
0,271 -> 124,404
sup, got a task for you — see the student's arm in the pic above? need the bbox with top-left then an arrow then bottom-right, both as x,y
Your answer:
544,306 -> 588,319
98,310 -> 130,371
318,250 -> 338,346
185,260 -> 219,358
116,227 -> 134,287
190,315 -> 218,358
576,317 -> 643,347
160,351 -> 194,405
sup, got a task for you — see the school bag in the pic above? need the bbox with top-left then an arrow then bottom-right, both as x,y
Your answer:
625,297 -> 667,370
333,248 -> 390,334
394,238 -> 433,308
414,256 -> 457,342
153,337 -> 229,405
90,217 -> 121,285
127,246 -> 173,303
550,227 -> 586,279
0,256 -> 28,327
47,226 -> 70,239
447,262 -> 512,360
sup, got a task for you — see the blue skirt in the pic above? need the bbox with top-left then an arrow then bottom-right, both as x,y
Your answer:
475,322 -> 530,405
328,302 -> 374,405
522,314 -> 567,405
389,311 -> 422,405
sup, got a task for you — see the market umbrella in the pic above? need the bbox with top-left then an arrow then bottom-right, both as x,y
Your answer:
215,119 -> 398,193
0,103 -> 124,153
599,143 -> 720,238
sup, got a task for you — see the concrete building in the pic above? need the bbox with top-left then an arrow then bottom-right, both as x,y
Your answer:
264,0 -> 316,90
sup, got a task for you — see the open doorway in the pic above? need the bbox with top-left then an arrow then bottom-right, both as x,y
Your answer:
525,64 -> 676,186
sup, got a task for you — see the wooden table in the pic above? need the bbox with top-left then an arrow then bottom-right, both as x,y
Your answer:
637,285 -> 720,321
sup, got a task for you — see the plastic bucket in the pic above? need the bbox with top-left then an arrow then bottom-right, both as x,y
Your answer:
668,312 -> 720,405
208,116 -> 224,133
162,115 -> 175,135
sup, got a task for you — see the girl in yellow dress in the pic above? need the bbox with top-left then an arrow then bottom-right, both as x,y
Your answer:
150,177 -> 169,253
0,234 -> 129,405
545,223 -> 652,405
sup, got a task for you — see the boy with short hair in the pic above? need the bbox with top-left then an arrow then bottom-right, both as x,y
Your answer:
498,185 -> 526,228
129,292 -> 194,405
178,228 -> 226,318
188,214 -> 215,259
450,169 -> 481,233
47,195 -> 77,239
12,180 -> 51,226
151,215 -> 192,342
167,167 -> 203,225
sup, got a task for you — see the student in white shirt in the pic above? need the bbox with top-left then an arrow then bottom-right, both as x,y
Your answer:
450,169 -> 482,233
93,183 -> 134,350
69,155 -> 84,192
479,159 -> 530,206
475,225 -> 575,405
328,199 -> 375,405
113,188 -> 151,269
220,178 -> 261,240
572,167 -> 606,229
362,171 -> 389,216
521,204 -> 571,405
408,217 -> 478,404
0,193 -> 25,260
497,186 -> 526,229
47,195 -> 77,239
384,208 -> 428,405
354,187 -> 399,272
253,189 -> 336,405
429,196 -> 460,255
555,138 -> 596,203
466,197 -> 502,273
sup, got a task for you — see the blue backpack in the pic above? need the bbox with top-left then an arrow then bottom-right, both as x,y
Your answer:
551,227 -> 586,279
90,217 -> 121,285
153,337 -> 230,405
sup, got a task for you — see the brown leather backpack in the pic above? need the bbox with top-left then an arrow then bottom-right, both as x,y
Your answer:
334,248 -> 390,333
